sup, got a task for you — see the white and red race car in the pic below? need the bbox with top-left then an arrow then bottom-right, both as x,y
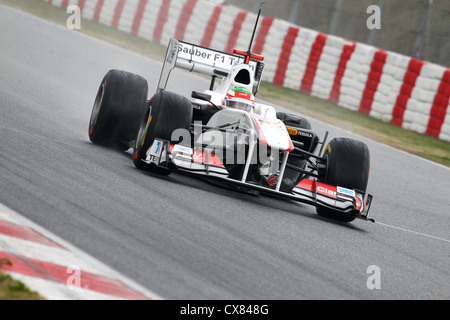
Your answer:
88,13 -> 373,223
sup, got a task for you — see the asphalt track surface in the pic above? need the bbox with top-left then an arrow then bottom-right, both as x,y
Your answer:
1,5 -> 449,300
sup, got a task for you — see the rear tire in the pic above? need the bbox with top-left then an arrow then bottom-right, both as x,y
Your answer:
133,91 -> 192,175
316,137 -> 370,222
276,112 -> 317,192
89,69 -> 148,150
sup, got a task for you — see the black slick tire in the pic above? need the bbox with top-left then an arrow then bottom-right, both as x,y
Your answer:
316,137 -> 370,222
89,69 -> 148,150
133,90 -> 192,175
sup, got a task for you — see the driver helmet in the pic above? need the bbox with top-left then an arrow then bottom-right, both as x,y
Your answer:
225,87 -> 255,112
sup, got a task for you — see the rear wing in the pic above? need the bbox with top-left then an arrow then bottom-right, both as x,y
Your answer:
157,38 -> 265,94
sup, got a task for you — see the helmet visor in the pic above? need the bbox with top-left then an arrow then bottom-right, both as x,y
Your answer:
226,99 -> 253,112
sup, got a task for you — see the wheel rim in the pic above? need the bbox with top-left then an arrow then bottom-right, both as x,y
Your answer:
135,105 -> 152,150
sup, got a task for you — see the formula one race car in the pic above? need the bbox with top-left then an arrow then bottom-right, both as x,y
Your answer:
88,11 -> 373,223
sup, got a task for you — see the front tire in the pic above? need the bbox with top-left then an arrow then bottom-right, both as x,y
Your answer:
133,91 -> 192,175
316,137 -> 370,222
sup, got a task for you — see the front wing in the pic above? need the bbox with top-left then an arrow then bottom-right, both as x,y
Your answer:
141,139 -> 374,222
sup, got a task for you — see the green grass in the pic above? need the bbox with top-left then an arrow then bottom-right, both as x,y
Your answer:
0,258 -> 45,300
2,0 -> 449,167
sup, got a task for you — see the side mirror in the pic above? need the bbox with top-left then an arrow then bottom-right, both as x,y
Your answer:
191,91 -> 221,110
191,91 -> 212,102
